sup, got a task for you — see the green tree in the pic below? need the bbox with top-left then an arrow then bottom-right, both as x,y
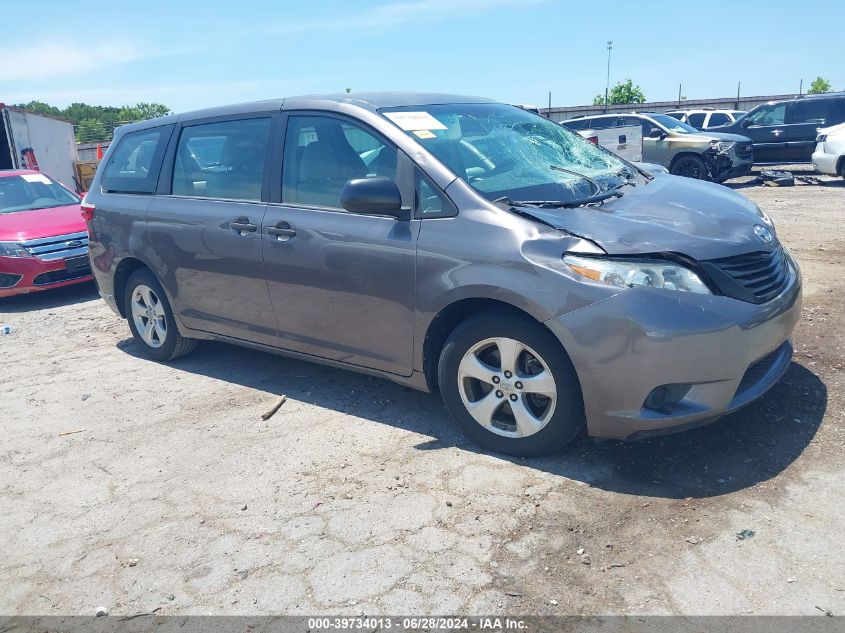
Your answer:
76,118 -> 109,143
593,79 -> 647,106
131,103 -> 171,120
14,100 -> 172,142
13,100 -> 62,118
808,76 -> 832,94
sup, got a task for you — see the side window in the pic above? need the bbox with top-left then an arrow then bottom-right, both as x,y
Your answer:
829,100 -> 845,123
282,116 -> 397,209
416,171 -> 456,219
746,104 -> 786,126
706,113 -> 731,127
172,118 -> 270,201
101,127 -> 169,194
791,100 -> 828,125
592,117 -> 619,129
687,113 -> 706,128
564,119 -> 585,131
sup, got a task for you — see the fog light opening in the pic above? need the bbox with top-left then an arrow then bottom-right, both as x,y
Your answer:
644,384 -> 691,412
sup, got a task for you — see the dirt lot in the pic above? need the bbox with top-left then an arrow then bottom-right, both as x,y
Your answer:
1,171 -> 843,617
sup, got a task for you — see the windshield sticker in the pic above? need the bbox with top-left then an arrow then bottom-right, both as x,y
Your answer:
413,130 -> 437,139
21,174 -> 51,184
383,111 -> 448,131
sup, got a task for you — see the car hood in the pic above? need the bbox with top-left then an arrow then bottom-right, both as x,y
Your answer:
0,204 -> 84,242
694,131 -> 751,143
516,174 -> 773,261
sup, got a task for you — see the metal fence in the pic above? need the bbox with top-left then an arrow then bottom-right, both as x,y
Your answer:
541,93 -> 798,123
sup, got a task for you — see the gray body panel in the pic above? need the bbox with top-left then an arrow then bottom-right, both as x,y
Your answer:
86,92 -> 801,439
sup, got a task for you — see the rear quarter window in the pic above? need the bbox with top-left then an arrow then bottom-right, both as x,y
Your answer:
101,127 -> 171,194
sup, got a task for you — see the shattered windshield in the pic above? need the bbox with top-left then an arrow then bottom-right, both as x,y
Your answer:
380,103 -> 629,202
0,174 -> 79,214
648,114 -> 700,135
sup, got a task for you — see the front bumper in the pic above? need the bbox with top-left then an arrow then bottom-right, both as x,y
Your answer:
545,256 -> 801,439
0,255 -> 93,298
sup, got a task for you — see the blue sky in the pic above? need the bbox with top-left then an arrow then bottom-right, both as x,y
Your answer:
3,0 -> 843,113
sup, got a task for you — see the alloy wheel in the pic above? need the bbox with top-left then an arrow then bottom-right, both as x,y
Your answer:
130,284 -> 167,348
457,337 -> 557,438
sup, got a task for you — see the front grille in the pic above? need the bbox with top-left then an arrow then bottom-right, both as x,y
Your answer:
21,231 -> 89,262
736,345 -> 784,395
705,247 -> 791,304
736,142 -> 753,158
0,273 -> 23,288
32,263 -> 91,286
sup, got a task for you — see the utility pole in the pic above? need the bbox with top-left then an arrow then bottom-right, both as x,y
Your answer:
678,83 -> 682,108
604,41 -> 613,112
548,91 -> 552,118
736,81 -> 741,109
799,78 -> 803,95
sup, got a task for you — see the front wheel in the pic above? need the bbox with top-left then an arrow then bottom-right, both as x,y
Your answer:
670,155 -> 708,180
438,312 -> 585,457
124,268 -> 197,361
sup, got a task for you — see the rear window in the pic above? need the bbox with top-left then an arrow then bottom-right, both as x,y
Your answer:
562,119 -> 587,130
101,127 -> 170,194
792,100 -> 828,125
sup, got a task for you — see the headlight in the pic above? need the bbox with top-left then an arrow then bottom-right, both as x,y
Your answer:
0,242 -> 31,258
564,255 -> 711,294
710,140 -> 736,153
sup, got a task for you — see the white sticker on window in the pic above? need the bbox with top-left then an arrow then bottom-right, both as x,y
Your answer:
383,111 -> 448,131
21,173 -> 51,184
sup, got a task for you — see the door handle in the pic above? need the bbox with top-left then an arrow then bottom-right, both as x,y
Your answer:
267,222 -> 296,241
771,129 -> 783,136
230,217 -> 257,233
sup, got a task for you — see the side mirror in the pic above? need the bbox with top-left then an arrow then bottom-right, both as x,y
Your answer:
648,129 -> 666,139
740,118 -> 751,128
341,177 -> 406,218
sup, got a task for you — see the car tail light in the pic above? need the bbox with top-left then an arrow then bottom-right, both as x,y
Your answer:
586,136 -> 598,145
80,200 -> 95,222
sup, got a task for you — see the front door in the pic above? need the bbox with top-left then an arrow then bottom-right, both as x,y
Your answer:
742,102 -> 789,163
262,114 -> 418,376
147,116 -> 279,345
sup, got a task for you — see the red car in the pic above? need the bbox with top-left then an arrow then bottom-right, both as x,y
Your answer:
0,169 -> 92,298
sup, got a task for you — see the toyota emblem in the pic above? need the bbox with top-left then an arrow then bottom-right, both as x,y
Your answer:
753,225 -> 774,245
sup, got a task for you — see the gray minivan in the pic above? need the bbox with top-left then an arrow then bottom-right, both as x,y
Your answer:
84,93 -> 801,456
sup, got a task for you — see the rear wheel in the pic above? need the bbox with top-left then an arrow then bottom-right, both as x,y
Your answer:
670,155 -> 708,180
124,268 -> 197,361
438,311 -> 584,457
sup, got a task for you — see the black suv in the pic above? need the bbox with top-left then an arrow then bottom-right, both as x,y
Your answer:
711,93 -> 845,164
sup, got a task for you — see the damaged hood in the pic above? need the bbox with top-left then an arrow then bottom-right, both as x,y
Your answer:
698,131 -> 752,143
517,174 -> 773,261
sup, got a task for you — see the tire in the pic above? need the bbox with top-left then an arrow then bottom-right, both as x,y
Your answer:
670,154 -> 708,180
124,268 -> 197,361
438,311 -> 585,457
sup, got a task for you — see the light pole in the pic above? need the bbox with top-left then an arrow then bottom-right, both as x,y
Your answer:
604,41 -> 613,112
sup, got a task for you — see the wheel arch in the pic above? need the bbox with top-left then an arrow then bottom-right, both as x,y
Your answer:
113,257 -> 150,317
422,297 -> 561,392
669,151 -> 709,176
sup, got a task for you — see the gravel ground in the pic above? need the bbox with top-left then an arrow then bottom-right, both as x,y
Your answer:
1,170 -> 843,616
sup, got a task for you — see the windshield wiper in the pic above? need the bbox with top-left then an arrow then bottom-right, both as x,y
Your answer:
549,165 -> 601,195
492,190 -> 623,209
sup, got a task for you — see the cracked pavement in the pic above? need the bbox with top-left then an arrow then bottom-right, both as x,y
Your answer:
1,173 -> 843,616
